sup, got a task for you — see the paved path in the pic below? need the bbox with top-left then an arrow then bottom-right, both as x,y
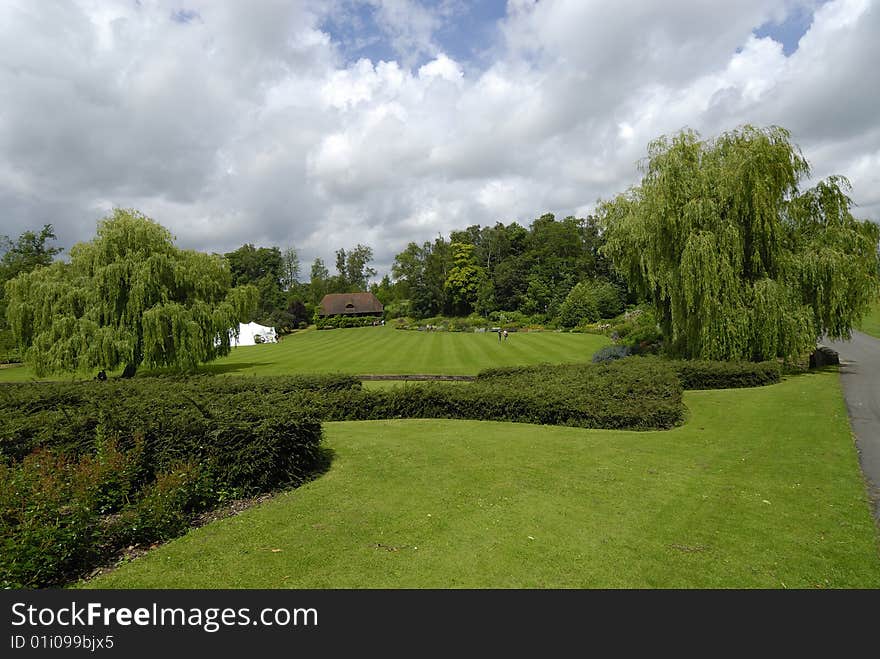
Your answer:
823,331 -> 880,521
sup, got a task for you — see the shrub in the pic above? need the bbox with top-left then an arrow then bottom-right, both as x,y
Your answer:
0,376 -> 329,588
0,449 -> 101,588
114,463 -> 213,546
672,359 -> 781,389
0,329 -> 21,364
0,376 -> 346,464
299,358 -> 685,431
557,281 -> 625,328
592,345 -> 632,363
316,315 -> 380,329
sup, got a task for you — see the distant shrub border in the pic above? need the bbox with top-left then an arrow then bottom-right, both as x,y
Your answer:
316,315 -> 381,329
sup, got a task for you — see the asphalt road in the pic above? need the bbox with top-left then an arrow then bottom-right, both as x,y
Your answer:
823,331 -> 880,521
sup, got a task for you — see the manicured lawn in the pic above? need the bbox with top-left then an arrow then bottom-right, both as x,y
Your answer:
858,298 -> 880,339
0,365 -> 33,383
81,370 -> 880,588
200,326 -> 610,376
0,326 -> 609,382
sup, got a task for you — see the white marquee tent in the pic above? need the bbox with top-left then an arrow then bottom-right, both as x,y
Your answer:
231,321 -> 278,347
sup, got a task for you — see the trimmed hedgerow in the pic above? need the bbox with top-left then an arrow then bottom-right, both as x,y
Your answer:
292,358 -> 685,430
671,359 -> 781,390
0,377 -> 329,588
0,376 -> 348,464
316,315 -> 381,329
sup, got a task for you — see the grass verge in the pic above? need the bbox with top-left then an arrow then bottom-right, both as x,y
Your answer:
858,298 -> 880,339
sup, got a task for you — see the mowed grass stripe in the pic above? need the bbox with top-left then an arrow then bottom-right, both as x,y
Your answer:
456,331 -> 490,372
0,326 -> 612,381
81,371 -> 880,589
202,326 -> 610,377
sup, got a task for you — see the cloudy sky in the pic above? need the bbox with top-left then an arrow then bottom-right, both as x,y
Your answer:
1,0 -> 878,279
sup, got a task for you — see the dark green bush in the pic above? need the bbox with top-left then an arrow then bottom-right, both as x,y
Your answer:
0,376 -> 329,588
672,359 -> 781,389
0,376 -> 344,465
0,329 -> 20,364
298,358 -> 684,430
316,315 -> 380,329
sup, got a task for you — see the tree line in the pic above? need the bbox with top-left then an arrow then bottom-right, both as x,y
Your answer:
3,124 -> 878,374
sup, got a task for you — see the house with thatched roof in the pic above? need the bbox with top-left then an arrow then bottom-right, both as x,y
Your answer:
318,292 -> 384,317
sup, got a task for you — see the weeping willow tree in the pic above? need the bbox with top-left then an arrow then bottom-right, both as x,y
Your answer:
599,125 -> 880,361
5,209 -> 258,376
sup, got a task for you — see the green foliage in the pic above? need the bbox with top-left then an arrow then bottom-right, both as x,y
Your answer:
308,258 -> 331,305
671,359 -> 781,390
0,329 -> 20,363
0,224 -> 61,334
587,352 -> 780,387
558,280 -> 625,328
605,307 -> 663,353
116,463 -> 213,545
294,358 -> 684,430
0,376 -> 335,472
0,375 -> 331,587
592,345 -> 632,363
600,125 -> 880,361
335,244 -> 377,291
444,242 -> 486,315
315,315 -> 380,329
390,215 -> 624,320
224,244 -> 284,289
1,449 -> 102,588
5,210 -> 258,376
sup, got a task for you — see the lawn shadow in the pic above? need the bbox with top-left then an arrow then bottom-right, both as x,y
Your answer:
301,447 -> 335,485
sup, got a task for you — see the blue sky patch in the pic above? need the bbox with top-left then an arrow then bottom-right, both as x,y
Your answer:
753,2 -> 827,56
322,0 -> 508,69
170,8 -> 200,24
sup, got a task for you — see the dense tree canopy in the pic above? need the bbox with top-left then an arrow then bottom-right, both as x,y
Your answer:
599,125 -> 880,361
390,214 -> 623,321
0,225 -> 62,330
334,244 -> 377,291
6,209 -> 257,376
444,242 -> 486,316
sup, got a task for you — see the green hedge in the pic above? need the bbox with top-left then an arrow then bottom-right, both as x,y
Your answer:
289,358 -> 685,430
0,375 -> 352,464
1,376 -> 329,588
671,359 -> 781,390
582,354 -> 782,390
316,315 -> 381,329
